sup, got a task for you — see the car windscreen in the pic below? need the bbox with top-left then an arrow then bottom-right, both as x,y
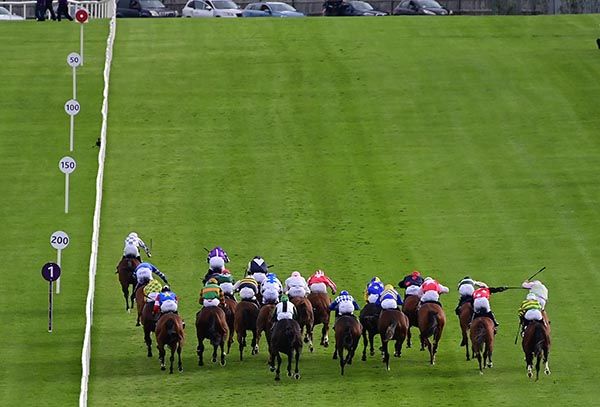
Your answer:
139,0 -> 165,8
350,1 -> 373,10
418,0 -> 442,8
0,7 -> 10,14
269,3 -> 295,11
212,0 -> 239,9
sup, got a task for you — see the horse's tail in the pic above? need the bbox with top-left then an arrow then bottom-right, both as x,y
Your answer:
424,311 -> 438,339
533,322 -> 546,356
385,321 -> 398,341
165,318 -> 182,343
473,322 -> 487,353
342,325 -> 354,349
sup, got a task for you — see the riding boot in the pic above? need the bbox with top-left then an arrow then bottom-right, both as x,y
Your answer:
490,311 -> 499,327
136,256 -> 142,262
455,304 -> 461,316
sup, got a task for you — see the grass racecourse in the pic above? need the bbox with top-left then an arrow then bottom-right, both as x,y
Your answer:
1,14 -> 600,406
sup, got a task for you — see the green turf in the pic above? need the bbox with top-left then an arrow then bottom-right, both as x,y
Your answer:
0,20 -> 108,406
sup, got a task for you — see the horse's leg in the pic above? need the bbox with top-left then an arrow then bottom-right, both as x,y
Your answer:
361,329 -> 368,361
197,339 -> 204,366
238,330 -> 245,361
169,345 -> 175,374
544,348 -> 550,375
158,344 -> 166,371
462,325 -> 470,361
406,327 -> 412,348
122,285 -> 130,312
339,346 -> 345,376
294,347 -> 301,379
369,331 -> 376,357
227,320 -> 234,355
535,353 -> 542,381
287,351 -> 293,377
382,339 -> 390,371
332,347 -> 338,360
212,343 -> 218,363
475,348 -> 483,374
322,320 -> 329,348
251,329 -> 259,355
275,353 -> 282,381
526,352 -> 534,378
144,326 -> 153,357
220,340 -> 226,366
431,337 -> 439,366
177,343 -> 183,373
307,323 -> 314,353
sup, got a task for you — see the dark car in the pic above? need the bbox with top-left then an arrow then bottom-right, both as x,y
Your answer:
323,0 -> 386,16
116,0 -> 178,17
393,0 -> 451,15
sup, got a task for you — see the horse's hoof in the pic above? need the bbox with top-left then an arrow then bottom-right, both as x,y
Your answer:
309,346 -> 314,353
370,350 -> 375,356
275,376 -> 280,381
488,362 -> 493,368
386,366 -> 390,371
161,366 -> 166,371
287,371 -> 292,377
270,366 -> 275,372
361,355 -> 366,362
169,370 -> 173,374
212,357 -> 217,363
198,361 -> 203,366
479,371 -> 484,375
147,352 -> 152,358
179,368 -> 183,373
221,360 -> 226,367
323,341 -> 329,348
127,309 -> 131,314
466,357 -> 470,361
303,337 -> 309,343
294,373 -> 300,380
545,369 -> 551,375
528,372 -> 533,378
136,322 -> 140,327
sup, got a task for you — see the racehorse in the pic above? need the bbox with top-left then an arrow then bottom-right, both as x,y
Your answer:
378,309 -> 409,371
469,316 -> 494,374
220,294 -> 237,354
155,312 -> 184,374
401,294 -> 419,348
134,282 -> 148,326
256,303 -> 276,350
359,302 -> 381,361
268,319 -> 303,381
417,302 -> 446,365
522,320 -> 551,380
308,292 -> 331,348
141,302 -> 157,357
291,296 -> 315,352
234,300 -> 260,361
332,315 -> 362,375
116,257 -> 139,312
458,301 -> 474,361
195,306 -> 228,367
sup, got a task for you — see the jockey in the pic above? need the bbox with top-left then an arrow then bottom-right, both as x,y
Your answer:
206,246 -> 230,263
378,284 -> 403,310
285,271 -> 310,299
418,277 -> 449,304
246,256 -> 269,285
329,290 -> 360,318
274,294 -> 297,321
154,285 -> 178,315
307,269 -> 337,295
522,280 -> 548,310
123,232 -> 151,261
233,276 -> 260,307
261,272 -> 283,304
471,286 -> 500,331
455,276 -> 488,315
398,270 -> 424,297
364,277 -> 384,304
143,278 -> 163,305
216,270 -> 235,297
134,262 -> 168,292
518,293 -> 544,332
200,278 -> 224,307
203,256 -> 225,284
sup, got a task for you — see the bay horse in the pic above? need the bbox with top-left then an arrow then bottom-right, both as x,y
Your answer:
234,300 -> 260,361
401,294 -> 419,348
469,316 -> 494,374
268,318 -> 303,381
116,256 -> 139,312
134,282 -> 148,326
417,302 -> 446,365
155,312 -> 184,374
522,320 -> 551,380
291,296 -> 315,352
256,303 -> 276,350
332,315 -> 362,375
378,309 -> 409,371
308,292 -> 331,347
359,302 -> 381,361
458,300 -> 474,361
219,294 -> 237,354
141,302 -> 157,357
195,306 -> 228,367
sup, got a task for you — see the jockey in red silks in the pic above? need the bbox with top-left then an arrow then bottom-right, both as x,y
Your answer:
418,277 -> 449,304
472,286 -> 501,330
307,270 -> 337,295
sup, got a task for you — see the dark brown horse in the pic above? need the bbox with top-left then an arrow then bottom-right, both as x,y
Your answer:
268,319 -> 303,381
256,303 -> 276,350
155,312 -> 184,374
234,300 -> 260,361
522,320 -> 551,380
308,292 -> 331,347
359,302 -> 381,361
195,306 -> 228,367
378,309 -> 409,371
401,295 -> 419,348
116,257 -> 139,312
141,302 -> 157,357
417,302 -> 446,365
134,282 -> 148,326
220,295 -> 237,354
332,315 -> 362,375
291,296 -> 315,352
470,316 -> 494,374
458,301 -> 473,361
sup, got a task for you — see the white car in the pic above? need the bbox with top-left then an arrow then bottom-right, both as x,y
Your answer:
0,6 -> 25,20
181,0 -> 242,17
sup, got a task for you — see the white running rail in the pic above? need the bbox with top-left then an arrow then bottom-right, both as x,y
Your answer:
0,0 -> 115,19
79,5 -> 116,407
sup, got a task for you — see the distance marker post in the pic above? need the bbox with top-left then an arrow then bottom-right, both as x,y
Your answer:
50,231 -> 70,294
67,52 -> 81,99
64,99 -> 80,152
59,156 -> 77,213
75,9 -> 89,65
41,262 -> 61,333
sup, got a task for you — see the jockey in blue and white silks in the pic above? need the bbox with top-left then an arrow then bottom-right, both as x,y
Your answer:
134,262 -> 168,291
261,272 -> 282,304
154,286 -> 178,314
123,232 -> 150,260
364,277 -> 384,304
377,284 -> 403,310
329,290 -> 360,317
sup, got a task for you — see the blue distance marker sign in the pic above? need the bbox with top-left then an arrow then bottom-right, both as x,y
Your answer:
41,262 -> 61,332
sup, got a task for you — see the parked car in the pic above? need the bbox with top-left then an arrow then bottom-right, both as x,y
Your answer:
116,0 -> 178,17
393,0 -> 451,15
182,0 -> 242,17
0,6 -> 24,20
323,0 -> 386,16
242,2 -> 304,17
